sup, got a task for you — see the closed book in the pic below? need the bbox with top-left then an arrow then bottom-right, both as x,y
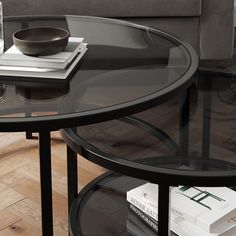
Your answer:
129,204 -> 158,232
0,43 -> 87,81
127,204 -> 236,236
127,183 -> 236,235
171,186 -> 236,233
126,182 -> 158,221
0,37 -> 84,69
127,211 -> 159,236
127,207 -> 180,236
171,211 -> 236,236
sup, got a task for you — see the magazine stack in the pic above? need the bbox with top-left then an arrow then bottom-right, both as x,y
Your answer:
126,183 -> 236,236
0,37 -> 87,82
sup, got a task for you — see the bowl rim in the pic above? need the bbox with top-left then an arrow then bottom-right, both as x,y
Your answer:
13,27 -> 70,43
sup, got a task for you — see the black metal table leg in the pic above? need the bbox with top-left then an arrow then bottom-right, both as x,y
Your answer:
39,130 -> 53,236
158,184 -> 170,236
67,146 -> 78,219
201,78 -> 212,159
179,88 -> 190,156
26,131 -> 34,139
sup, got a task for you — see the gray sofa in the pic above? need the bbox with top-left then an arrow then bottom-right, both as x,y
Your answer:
2,0 -> 234,59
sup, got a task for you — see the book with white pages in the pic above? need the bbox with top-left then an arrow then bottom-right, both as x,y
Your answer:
127,203 -> 236,236
127,183 -> 236,235
0,37 -> 84,69
0,43 -> 87,81
127,206 -> 236,236
171,186 -> 236,233
126,182 -> 158,221
172,212 -> 236,236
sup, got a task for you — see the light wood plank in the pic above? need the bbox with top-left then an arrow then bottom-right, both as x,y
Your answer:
0,210 -> 21,231
8,198 -> 67,235
0,220 -> 41,236
0,130 -> 107,235
12,179 -> 67,221
0,188 -> 25,210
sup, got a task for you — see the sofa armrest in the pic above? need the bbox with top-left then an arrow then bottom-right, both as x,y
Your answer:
200,0 -> 234,59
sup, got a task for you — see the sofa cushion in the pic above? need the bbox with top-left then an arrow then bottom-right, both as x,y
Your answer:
2,0 -> 201,17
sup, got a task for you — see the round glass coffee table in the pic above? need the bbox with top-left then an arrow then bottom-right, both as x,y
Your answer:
2,15 -> 198,235
3,15 -> 198,130
62,74 -> 236,236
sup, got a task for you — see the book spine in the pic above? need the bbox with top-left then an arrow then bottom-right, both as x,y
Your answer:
126,191 -> 158,221
127,218 -> 157,236
129,204 -> 158,233
128,203 -> 227,236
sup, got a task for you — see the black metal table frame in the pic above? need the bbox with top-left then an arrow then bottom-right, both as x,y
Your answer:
62,73 -> 236,236
62,88 -> 191,236
0,15 -> 198,236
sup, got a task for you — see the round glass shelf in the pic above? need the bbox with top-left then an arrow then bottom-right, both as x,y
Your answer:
70,172 -> 178,236
62,76 -> 236,186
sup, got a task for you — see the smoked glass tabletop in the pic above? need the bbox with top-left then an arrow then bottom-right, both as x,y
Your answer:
0,15 -> 197,130
64,75 -> 236,185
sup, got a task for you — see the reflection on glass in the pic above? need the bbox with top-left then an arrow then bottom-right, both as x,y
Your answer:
0,84 -> 5,101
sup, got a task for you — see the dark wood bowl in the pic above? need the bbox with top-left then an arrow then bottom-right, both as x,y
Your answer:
13,27 -> 69,56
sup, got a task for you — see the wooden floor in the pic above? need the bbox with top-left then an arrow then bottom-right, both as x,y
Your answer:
0,131 -> 106,235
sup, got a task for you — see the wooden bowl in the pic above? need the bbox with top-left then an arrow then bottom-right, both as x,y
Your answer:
13,27 -> 69,56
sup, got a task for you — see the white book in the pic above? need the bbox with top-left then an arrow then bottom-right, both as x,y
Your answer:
127,204 -> 236,236
171,186 -> 236,233
171,213 -> 236,236
126,213 -> 157,236
126,183 -> 158,221
0,37 -> 84,69
127,183 -> 236,235
129,204 -> 158,232
127,209 -> 236,236
0,43 -> 87,80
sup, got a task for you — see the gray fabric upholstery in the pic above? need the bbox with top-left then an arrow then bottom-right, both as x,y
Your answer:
1,0 -> 235,59
200,0 -> 234,59
2,0 -> 201,17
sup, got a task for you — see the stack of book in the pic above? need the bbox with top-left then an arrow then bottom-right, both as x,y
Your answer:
126,184 -> 236,236
0,37 -> 87,83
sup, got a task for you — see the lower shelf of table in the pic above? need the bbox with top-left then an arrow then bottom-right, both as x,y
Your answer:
69,172 -> 177,236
